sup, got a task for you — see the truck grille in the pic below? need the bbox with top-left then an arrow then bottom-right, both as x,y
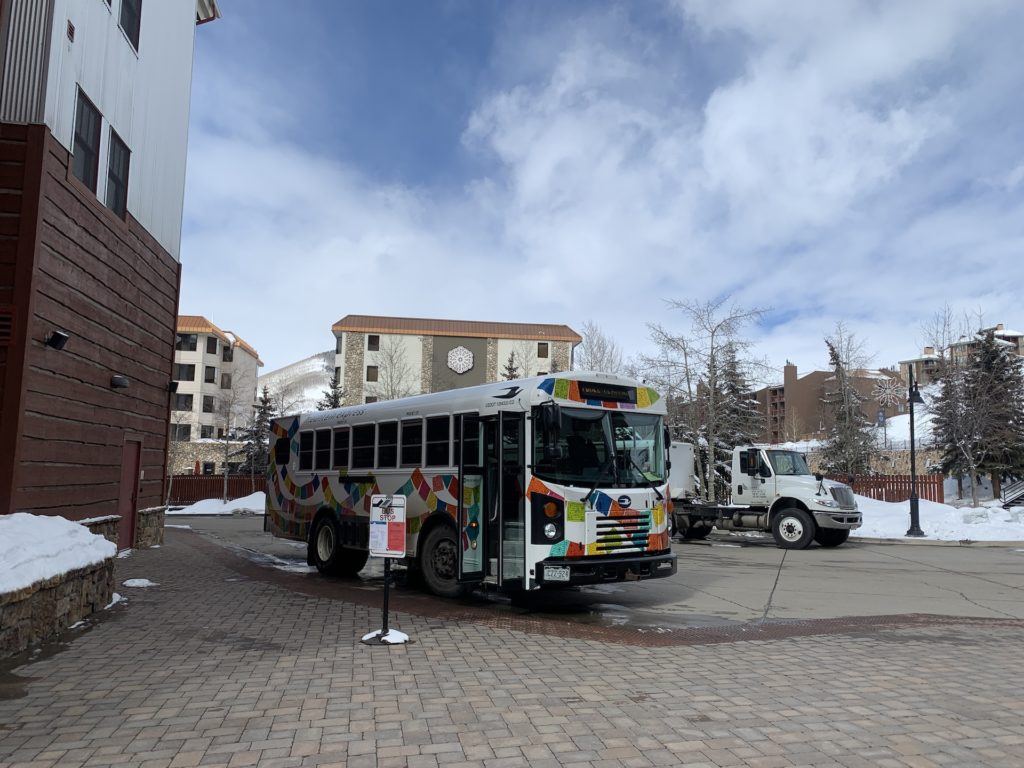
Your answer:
830,486 -> 857,510
594,514 -> 651,552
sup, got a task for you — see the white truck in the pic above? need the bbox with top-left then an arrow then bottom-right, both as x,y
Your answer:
667,443 -> 861,549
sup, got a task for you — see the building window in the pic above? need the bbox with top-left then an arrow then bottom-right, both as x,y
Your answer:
202,395 -> 214,413
377,422 -> 398,468
173,364 -> 195,382
105,129 -> 130,217
200,425 -> 214,439
367,334 -> 380,352
425,416 -> 450,467
217,427 -> 224,439
336,336 -> 343,353
202,462 -> 215,475
204,365 -> 216,384
351,425 -> 375,469
315,429 -> 332,471
172,393 -> 193,411
221,372 -> 232,390
400,419 -> 422,466
119,0 -> 142,51
537,342 -> 549,358
222,345 -> 233,362
365,396 -> 378,404
366,365 -> 378,383
298,431 -> 314,471
175,333 -> 197,351
170,424 -> 190,442
332,427 -> 350,469
206,336 -> 218,355
72,88 -> 101,192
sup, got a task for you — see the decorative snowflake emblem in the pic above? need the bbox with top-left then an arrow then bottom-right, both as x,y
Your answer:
447,346 -> 474,374
873,377 -> 902,408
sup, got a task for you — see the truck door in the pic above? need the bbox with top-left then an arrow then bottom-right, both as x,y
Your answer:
734,448 -> 772,506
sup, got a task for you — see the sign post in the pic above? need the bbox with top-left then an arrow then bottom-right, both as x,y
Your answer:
361,494 -> 409,645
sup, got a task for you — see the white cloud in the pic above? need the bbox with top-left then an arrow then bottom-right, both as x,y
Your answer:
180,1 -> 1024,378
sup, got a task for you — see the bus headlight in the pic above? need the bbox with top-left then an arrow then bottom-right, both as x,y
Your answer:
531,494 -> 564,544
544,523 -> 558,539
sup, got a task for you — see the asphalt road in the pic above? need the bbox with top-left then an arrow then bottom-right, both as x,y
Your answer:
170,514 -> 1024,631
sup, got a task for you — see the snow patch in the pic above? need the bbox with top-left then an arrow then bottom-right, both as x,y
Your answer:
165,524 -> 192,530
852,495 -> 1024,541
0,513 -> 116,594
117,549 -> 133,559
105,593 -> 125,609
122,579 -> 158,588
167,492 -> 266,516
361,629 -> 409,644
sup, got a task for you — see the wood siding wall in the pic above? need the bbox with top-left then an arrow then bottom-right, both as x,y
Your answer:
1,124 -> 181,520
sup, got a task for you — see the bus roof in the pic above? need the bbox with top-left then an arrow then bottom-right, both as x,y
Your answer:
284,371 -> 666,428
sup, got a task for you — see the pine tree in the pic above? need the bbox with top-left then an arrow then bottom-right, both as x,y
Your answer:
501,352 -> 520,380
715,344 -> 763,483
969,332 -> 1024,493
317,370 -> 344,410
240,386 -> 277,475
819,340 -> 876,476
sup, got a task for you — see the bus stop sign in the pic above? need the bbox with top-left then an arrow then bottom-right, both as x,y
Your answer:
369,495 -> 406,558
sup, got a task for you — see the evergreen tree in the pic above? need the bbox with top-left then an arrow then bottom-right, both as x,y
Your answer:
317,370 -> 344,410
240,386 -> 277,475
969,332 -> 1024,492
819,340 -> 876,476
713,344 -> 763,491
501,352 -> 520,380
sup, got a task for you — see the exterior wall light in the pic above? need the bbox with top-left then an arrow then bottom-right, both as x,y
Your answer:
45,330 -> 70,350
110,374 -> 130,389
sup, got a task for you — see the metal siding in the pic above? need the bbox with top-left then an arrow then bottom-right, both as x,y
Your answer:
0,0 -> 53,123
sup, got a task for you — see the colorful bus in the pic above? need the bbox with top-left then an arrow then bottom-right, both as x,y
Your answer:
265,372 -> 676,596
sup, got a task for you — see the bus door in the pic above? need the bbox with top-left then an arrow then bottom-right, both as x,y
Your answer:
498,411 -> 525,588
456,414 -> 485,583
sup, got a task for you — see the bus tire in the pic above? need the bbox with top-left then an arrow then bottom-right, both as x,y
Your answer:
814,528 -> 850,548
419,523 -> 470,599
311,515 -> 368,577
771,508 -> 815,550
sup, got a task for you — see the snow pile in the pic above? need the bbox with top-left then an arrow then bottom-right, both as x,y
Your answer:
0,513 -> 116,594
853,495 -> 1024,541
122,579 -> 158,588
167,492 -> 266,516
258,351 -> 333,414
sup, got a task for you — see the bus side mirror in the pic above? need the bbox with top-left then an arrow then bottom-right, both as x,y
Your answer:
539,401 -> 562,459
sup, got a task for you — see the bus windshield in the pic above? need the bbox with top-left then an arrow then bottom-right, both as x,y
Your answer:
766,450 -> 812,476
532,407 -> 665,487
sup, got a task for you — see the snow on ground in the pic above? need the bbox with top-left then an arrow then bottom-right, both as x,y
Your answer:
853,495 -> 1024,541
0,513 -> 116,594
166,492 -> 266,516
122,579 -> 158,588
105,593 -> 125,609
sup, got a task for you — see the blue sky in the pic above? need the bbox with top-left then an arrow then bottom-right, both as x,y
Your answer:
180,0 -> 1024,376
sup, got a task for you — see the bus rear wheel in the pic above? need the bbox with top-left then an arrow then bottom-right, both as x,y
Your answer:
420,524 -> 470,598
311,515 -> 368,577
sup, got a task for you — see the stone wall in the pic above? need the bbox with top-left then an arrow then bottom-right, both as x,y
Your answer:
343,331 -> 366,404
485,338 -> 499,382
0,558 -> 114,659
805,448 -> 942,476
168,441 -> 245,475
136,508 -> 165,548
82,515 -> 120,545
420,336 -> 433,393
551,341 -> 573,373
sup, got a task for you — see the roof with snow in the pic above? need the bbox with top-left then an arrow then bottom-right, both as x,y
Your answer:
177,315 -> 263,365
332,314 -> 582,344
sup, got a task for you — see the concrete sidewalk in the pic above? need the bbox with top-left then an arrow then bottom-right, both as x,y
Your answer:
1,529 -> 1023,768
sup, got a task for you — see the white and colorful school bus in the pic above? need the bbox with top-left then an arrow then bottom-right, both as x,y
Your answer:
265,371 -> 676,596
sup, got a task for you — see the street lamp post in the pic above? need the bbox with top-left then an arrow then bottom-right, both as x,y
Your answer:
906,366 -> 925,537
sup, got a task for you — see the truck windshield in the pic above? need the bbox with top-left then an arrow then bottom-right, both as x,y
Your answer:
532,407 -> 665,487
766,450 -> 812,476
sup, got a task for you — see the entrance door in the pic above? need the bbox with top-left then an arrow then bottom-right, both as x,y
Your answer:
116,440 -> 141,550
457,414 -> 485,582
498,411 -> 525,587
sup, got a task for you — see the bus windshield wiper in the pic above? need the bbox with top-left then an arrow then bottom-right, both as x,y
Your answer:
582,454 -> 616,506
626,453 -> 663,500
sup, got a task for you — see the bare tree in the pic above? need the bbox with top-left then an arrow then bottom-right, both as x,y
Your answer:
214,368 -> 258,502
512,340 -> 539,377
164,410 -> 192,506
574,320 -> 625,373
369,335 -> 415,401
635,297 -> 767,501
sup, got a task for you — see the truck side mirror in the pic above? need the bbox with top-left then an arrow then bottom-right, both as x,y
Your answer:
744,449 -> 759,476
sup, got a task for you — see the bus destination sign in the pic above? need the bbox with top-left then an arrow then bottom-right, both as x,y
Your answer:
576,382 -> 637,404
369,495 -> 407,558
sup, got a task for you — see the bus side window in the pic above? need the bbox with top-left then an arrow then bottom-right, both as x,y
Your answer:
352,424 -> 375,469
378,421 -> 398,468
298,431 -> 314,471
314,429 -> 332,471
425,416 -> 450,467
274,436 -> 290,466
400,419 -> 422,466
332,427 -> 350,469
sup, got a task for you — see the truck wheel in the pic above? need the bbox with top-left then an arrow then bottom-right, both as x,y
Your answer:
420,524 -> 471,598
683,526 -> 712,540
311,515 -> 368,576
814,528 -> 850,548
771,508 -> 815,550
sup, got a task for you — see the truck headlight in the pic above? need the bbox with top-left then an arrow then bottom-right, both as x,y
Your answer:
815,497 -> 839,508
544,523 -> 558,539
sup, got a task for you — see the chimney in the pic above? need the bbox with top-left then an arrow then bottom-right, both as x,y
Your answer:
996,323 -> 1004,331
783,362 -> 797,391
923,346 -> 934,356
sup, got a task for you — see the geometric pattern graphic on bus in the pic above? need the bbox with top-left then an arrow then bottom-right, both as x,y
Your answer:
537,377 -> 660,409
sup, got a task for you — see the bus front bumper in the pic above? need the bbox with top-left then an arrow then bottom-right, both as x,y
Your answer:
536,552 -> 677,586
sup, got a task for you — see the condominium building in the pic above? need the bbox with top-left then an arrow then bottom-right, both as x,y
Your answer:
171,316 -> 261,470
332,315 -> 581,404
0,0 -> 219,547
900,323 -> 1023,386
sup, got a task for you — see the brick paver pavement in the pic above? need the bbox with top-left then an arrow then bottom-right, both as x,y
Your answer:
2,530 -> 1023,768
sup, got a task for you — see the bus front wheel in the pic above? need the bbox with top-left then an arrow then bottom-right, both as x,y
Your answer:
311,515 -> 368,577
420,524 -> 470,598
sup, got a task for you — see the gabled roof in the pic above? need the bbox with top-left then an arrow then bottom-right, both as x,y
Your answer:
176,315 -> 263,366
332,314 -> 582,344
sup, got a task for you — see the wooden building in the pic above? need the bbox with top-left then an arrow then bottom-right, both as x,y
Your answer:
0,0 -> 219,548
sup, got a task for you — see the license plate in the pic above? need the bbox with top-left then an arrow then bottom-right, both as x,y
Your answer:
544,566 -> 571,582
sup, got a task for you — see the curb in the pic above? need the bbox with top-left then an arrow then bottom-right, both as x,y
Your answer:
849,536 -> 1024,548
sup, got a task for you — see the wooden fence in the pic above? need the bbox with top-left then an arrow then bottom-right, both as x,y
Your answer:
827,474 -> 945,504
167,475 -> 265,505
